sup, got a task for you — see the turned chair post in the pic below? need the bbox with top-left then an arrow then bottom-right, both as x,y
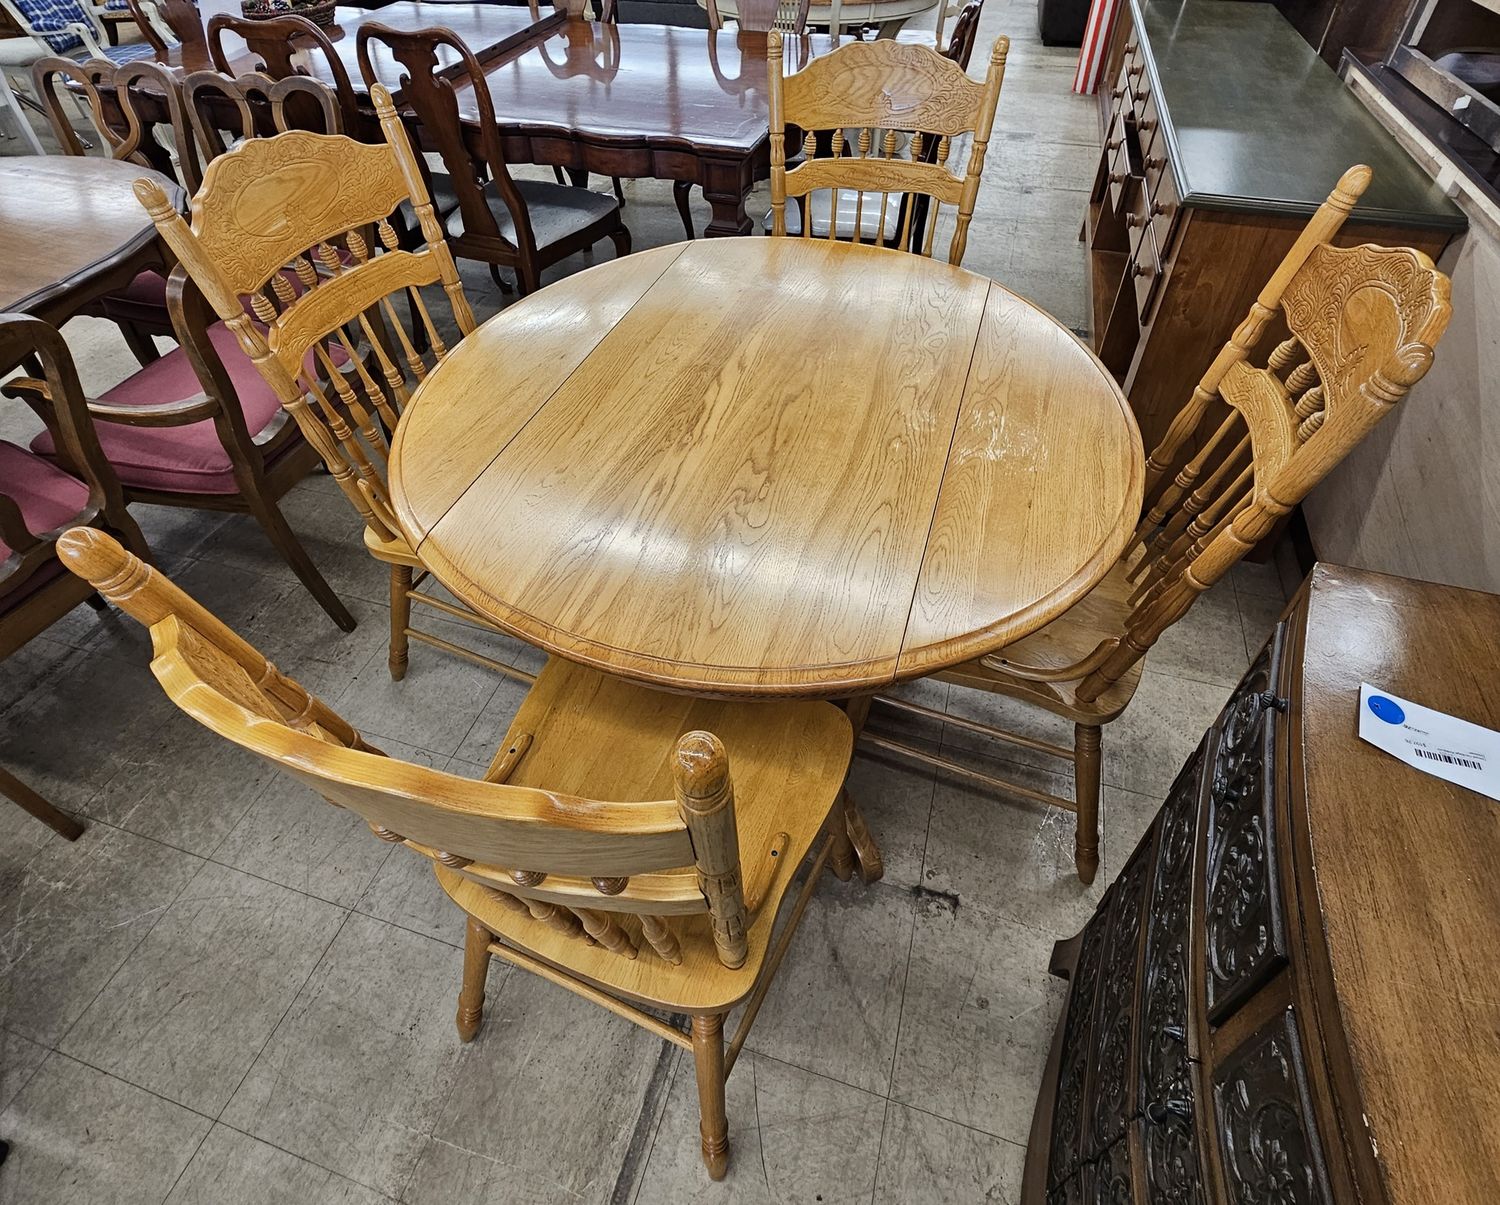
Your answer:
674,731 -> 749,971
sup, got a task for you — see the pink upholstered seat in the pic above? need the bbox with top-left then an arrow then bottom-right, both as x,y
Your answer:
30,322 -> 288,496
0,440 -> 91,561
112,270 -> 169,308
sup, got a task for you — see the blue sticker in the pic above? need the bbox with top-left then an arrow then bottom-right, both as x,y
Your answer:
1367,695 -> 1405,725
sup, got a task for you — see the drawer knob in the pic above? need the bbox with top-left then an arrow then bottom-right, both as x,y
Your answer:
1146,1099 -> 1193,1124
1134,261 -> 1155,278
1106,138 -> 1122,151
1145,156 -> 1166,171
1111,85 -> 1125,99
1128,64 -> 1144,78
1125,39 -> 1138,53
1126,214 -> 1146,227
1139,119 -> 1156,133
1151,201 -> 1167,216
1256,691 -> 1288,713
1109,170 -> 1128,184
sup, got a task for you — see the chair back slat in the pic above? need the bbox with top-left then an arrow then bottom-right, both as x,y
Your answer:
767,32 -> 1008,265
182,68 -> 342,169
206,12 -> 364,137
1073,165 -> 1452,705
32,56 -> 190,186
135,86 -> 477,545
707,0 -> 809,32
57,527 -> 755,968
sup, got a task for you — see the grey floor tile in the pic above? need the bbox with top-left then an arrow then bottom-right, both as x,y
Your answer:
1144,579 -> 1251,689
873,1102 -> 1027,1204
334,616 -> 506,757
222,913 -> 477,1198
1235,583 -> 1286,665
1103,784 -> 1163,885
430,971 -> 671,1203
355,844 -> 464,948
166,1123 -> 392,1204
635,1050 -> 885,1203
0,1052 -> 210,1205
889,897 -> 1067,1144
743,880 -> 914,1097
1230,557 -> 1289,601
450,674 -> 531,767
1101,670 -> 1226,800
844,749 -> 937,891
78,711 -> 278,858
942,682 -> 1077,775
922,764 -> 1101,936
61,861 -> 346,1116
0,1029 -> 48,1113
0,823 -> 202,1046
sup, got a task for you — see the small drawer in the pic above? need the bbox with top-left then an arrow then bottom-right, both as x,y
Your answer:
1105,115 -> 1133,213
1147,157 -> 1179,253
1128,215 -> 1162,320
1211,1006 -> 1335,1205
1134,81 -> 1161,147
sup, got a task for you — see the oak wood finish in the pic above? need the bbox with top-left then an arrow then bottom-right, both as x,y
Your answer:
0,157 -> 179,329
767,32 -> 1008,265
1023,563 -> 1500,1205
0,316 -> 149,842
388,236 -> 1143,701
57,525 -> 856,1182
870,168 -> 1453,883
135,85 -> 546,683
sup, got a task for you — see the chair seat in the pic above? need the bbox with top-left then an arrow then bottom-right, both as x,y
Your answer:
435,654 -> 853,1014
0,440 -> 90,561
935,559 -> 1145,723
31,321 -> 286,496
443,178 -> 621,252
84,41 -> 161,63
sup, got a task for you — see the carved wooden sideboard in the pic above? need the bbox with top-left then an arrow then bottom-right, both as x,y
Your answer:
1086,0 -> 1466,451
1022,563 -> 1500,1205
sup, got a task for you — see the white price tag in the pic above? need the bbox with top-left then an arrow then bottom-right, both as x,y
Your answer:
1358,683 -> 1500,803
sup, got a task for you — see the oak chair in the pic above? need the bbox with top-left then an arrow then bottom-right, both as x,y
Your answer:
766,31 -> 1008,265
57,525 -> 857,1181
866,166 -> 1453,884
356,22 -> 630,296
31,55 -> 191,363
0,315 -> 150,841
134,84 -> 537,683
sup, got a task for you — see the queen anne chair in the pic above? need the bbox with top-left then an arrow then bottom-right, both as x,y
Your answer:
57,524 -> 855,1181
0,315 -> 149,841
133,84 -> 541,682
865,165 -> 1454,884
766,31 -> 1008,263
356,22 -> 630,296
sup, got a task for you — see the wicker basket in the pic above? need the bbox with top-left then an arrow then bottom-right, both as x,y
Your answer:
239,0 -> 338,27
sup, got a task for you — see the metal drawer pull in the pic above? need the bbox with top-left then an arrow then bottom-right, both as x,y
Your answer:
1146,1099 -> 1192,1124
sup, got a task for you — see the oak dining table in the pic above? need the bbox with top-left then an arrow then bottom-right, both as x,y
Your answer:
391,236 -> 1143,873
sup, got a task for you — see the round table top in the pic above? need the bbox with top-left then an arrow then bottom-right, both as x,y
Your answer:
696,0 -> 940,27
0,157 -> 177,318
391,238 -> 1144,698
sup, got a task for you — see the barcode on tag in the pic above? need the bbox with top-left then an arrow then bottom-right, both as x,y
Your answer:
1413,748 -> 1484,771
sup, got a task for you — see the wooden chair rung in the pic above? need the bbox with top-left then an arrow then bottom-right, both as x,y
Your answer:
405,625 -> 537,686
871,693 -> 1076,761
858,731 -> 1079,814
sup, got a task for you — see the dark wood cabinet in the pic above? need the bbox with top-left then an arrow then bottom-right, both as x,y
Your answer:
1023,564 -> 1500,1205
1085,0 -> 1465,451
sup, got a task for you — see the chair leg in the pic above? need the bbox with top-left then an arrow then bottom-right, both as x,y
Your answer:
487,262 -> 515,296
389,564 -> 412,681
829,789 -> 855,882
1074,724 -> 1102,885
612,176 -> 625,204
117,321 -> 161,366
608,224 -> 632,259
673,181 -> 696,239
456,917 -> 493,1042
246,496 -> 357,632
690,1013 -> 729,1180
0,765 -> 85,841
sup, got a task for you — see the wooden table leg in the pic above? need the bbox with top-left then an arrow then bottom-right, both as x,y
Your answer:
701,157 -> 755,238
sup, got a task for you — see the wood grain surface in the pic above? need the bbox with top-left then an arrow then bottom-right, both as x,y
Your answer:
391,237 -> 1143,697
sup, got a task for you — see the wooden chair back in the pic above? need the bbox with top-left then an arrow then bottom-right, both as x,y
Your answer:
0,316 -> 144,619
705,0 -> 809,33
180,68 -> 342,172
57,526 -> 754,969
32,56 -> 192,187
944,0 -> 983,68
1078,165 -> 1452,703
767,32 -> 1008,265
355,22 -> 538,269
206,12 -> 363,136
132,84 -> 477,550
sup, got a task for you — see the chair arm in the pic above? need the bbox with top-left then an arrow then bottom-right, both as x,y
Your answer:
3,376 -> 219,427
978,638 -> 1117,683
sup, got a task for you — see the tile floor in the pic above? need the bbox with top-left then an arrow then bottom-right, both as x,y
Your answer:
0,3 -> 1301,1200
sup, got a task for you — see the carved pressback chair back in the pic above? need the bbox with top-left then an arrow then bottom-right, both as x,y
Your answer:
767,32 -> 1008,265
706,0 -> 809,33
133,84 -> 477,550
356,24 -> 538,270
180,68 -> 341,173
207,12 -> 363,137
32,56 -> 191,186
57,526 -> 755,970
1080,165 -> 1451,704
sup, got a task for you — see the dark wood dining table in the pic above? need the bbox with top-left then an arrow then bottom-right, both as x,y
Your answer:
0,158 -> 179,328
154,1 -> 830,236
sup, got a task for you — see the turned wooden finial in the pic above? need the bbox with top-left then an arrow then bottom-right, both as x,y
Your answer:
673,731 -> 748,970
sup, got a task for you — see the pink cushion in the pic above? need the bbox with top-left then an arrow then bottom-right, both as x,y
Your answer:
31,322 -> 288,496
0,440 -> 91,561
114,269 -> 169,308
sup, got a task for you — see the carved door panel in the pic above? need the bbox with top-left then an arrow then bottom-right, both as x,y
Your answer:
1211,1006 -> 1334,1205
1205,628 -> 1289,1023
1093,1135 -> 1136,1205
1051,903 -> 1113,1188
